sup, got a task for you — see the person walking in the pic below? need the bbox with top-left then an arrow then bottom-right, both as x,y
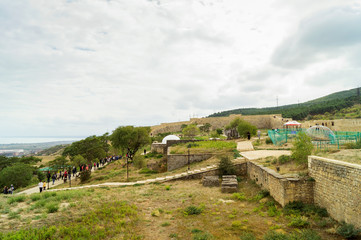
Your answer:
52,173 -> 56,185
3,186 -> 8,194
247,132 -> 251,140
39,181 -> 43,193
43,181 -> 46,191
9,184 -> 14,194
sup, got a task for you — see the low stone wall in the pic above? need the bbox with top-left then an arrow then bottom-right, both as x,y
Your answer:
167,153 -> 213,171
150,143 -> 167,154
247,161 -> 314,207
308,156 -> 361,228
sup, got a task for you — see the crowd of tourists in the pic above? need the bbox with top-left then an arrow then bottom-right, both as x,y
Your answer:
2,155 -> 122,194
36,155 -> 122,193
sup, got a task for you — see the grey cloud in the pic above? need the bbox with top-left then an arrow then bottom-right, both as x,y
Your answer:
272,6 -> 361,68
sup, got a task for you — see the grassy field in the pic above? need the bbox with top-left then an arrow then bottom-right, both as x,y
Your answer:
169,140 -> 236,154
0,179 -> 341,240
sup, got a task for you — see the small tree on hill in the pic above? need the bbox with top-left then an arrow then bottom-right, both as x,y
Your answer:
0,163 -> 33,189
292,132 -> 314,164
182,124 -> 200,139
237,120 -> 257,138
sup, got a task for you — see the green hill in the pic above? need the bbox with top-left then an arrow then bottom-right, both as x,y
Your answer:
208,88 -> 361,120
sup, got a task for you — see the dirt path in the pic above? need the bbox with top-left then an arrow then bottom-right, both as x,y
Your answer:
237,140 -> 254,152
16,164 -> 106,195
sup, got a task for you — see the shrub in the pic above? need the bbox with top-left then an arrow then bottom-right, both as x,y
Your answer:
231,220 -> 243,229
291,132 -> 313,164
80,170 -> 91,183
266,137 -> 273,144
336,221 -> 361,239
161,222 -> 170,227
218,156 -> 236,176
165,185 -> 171,191
283,201 -> 328,217
267,206 -> 281,217
184,205 -> 204,216
7,195 -> 26,204
133,155 -> 146,169
46,203 -> 59,213
253,190 -> 270,201
288,215 -> 310,228
290,229 -> 321,240
278,155 -> 291,164
232,192 -> 246,201
263,231 -> 289,240
240,233 -> 256,240
30,194 -> 41,202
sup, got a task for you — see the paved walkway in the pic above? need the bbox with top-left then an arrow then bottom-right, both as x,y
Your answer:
237,141 -> 254,152
16,164 -> 107,195
240,150 -> 291,160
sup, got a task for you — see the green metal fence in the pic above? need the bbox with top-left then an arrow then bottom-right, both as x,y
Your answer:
268,129 -> 361,148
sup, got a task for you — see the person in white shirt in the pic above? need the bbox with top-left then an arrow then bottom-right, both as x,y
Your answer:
38,181 -> 43,193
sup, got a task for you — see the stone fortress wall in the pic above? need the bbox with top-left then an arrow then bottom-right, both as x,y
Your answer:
151,114 -> 289,135
308,156 -> 361,228
151,114 -> 361,136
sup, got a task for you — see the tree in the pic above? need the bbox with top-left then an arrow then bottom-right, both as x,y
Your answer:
71,155 -> 87,167
236,120 -> 257,138
182,125 -> 200,139
0,163 -> 33,189
0,156 -> 41,171
110,126 -> 151,161
218,156 -> 236,176
111,126 -> 151,181
49,156 -> 69,171
291,132 -> 314,164
225,118 -> 242,139
62,135 -> 107,164
199,123 -> 212,134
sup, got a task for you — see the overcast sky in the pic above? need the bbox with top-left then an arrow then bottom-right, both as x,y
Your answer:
1,0 -> 360,137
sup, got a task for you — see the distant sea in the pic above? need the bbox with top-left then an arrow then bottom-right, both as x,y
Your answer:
0,137 -> 85,145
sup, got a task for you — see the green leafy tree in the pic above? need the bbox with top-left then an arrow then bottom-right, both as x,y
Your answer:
216,128 -> 223,135
225,118 -> 242,139
182,124 -> 200,139
110,126 -> 151,161
291,132 -> 314,164
62,135 -> 107,164
218,156 -> 236,176
49,156 -> 69,170
0,156 -> 41,171
0,163 -> 33,189
236,119 -> 257,138
199,123 -> 212,134
71,155 -> 87,167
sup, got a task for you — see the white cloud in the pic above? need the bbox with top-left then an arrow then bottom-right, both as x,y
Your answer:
0,0 -> 360,137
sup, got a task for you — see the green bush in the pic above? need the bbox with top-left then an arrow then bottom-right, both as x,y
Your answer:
7,195 -> 26,204
184,205 -> 204,216
240,232 -> 256,240
290,229 -> 321,240
336,221 -> 361,239
283,201 -> 328,217
287,215 -> 310,228
218,156 -> 236,176
80,170 -> 91,183
266,137 -> 273,144
291,132 -> 313,164
263,231 -> 289,240
46,203 -> 59,213
232,192 -> 246,201
278,155 -> 291,164
30,194 -> 41,202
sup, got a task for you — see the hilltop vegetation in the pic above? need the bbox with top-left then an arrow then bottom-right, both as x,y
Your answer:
209,88 -> 361,120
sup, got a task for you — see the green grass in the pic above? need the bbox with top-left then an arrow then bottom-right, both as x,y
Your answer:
0,201 -> 140,240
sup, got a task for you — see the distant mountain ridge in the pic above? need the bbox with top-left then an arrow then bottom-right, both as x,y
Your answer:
208,88 -> 361,120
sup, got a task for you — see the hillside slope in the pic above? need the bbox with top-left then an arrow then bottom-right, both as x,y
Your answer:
209,88 -> 361,120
